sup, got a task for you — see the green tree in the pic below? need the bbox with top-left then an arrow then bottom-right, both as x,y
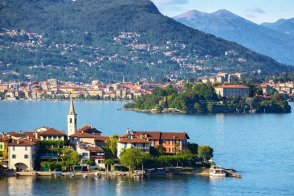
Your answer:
104,159 -> 116,172
60,148 -> 80,171
198,145 -> 214,161
156,145 -> 166,156
106,135 -> 119,157
120,148 -> 149,171
187,143 -> 198,155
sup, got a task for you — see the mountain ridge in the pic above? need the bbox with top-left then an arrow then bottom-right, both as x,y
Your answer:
0,0 -> 291,82
261,18 -> 294,36
174,9 -> 294,65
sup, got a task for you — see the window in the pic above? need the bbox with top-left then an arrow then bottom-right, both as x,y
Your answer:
24,155 -> 29,159
70,118 -> 72,123
82,153 -> 88,157
169,140 -> 173,145
124,144 -> 127,149
12,154 -> 16,159
170,148 -> 173,153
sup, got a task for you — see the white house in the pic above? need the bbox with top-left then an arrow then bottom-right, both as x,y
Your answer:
8,139 -> 38,171
76,142 -> 105,169
117,133 -> 150,158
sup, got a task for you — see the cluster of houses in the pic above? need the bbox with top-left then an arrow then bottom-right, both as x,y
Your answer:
0,79 -> 160,100
0,98 -> 190,172
261,80 -> 294,96
198,72 -> 244,84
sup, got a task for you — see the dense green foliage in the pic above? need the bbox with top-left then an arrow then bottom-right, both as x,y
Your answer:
0,0 -> 291,82
105,135 -> 119,158
40,148 -> 80,171
119,144 -> 214,170
198,145 -> 214,161
125,83 -> 291,113
120,148 -> 151,171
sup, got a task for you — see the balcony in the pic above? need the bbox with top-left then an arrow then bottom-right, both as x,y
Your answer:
90,155 -> 105,159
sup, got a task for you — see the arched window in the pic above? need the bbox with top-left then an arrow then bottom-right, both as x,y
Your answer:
70,118 -> 72,123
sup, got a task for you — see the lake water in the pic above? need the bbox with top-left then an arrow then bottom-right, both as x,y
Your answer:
0,100 -> 294,196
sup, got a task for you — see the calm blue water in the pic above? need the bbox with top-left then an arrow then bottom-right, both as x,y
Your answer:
0,100 -> 294,196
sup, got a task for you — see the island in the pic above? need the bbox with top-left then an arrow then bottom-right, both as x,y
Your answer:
124,83 -> 291,114
0,97 -> 240,179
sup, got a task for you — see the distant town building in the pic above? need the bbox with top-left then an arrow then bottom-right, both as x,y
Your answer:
215,85 -> 250,97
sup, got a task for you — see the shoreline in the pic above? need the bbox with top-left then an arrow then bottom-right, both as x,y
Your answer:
123,107 -> 292,114
1,167 -> 241,179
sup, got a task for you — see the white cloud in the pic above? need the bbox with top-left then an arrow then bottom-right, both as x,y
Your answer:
244,7 -> 266,20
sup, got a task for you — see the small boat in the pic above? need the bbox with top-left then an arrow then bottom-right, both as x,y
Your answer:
70,173 -> 75,178
209,166 -> 226,178
94,172 -> 101,180
54,171 -> 63,178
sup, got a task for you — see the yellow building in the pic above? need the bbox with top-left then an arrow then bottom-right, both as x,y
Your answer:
0,138 -> 9,161
215,85 -> 250,97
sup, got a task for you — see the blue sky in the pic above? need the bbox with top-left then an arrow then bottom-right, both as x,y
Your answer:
152,0 -> 294,24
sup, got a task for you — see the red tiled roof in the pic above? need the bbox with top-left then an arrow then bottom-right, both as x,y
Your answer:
119,137 -> 150,144
216,85 -> 249,89
23,132 -> 35,138
0,137 -> 10,142
78,125 -> 102,134
121,131 -> 161,140
94,136 -> 108,142
120,131 -> 189,140
38,128 -> 65,136
8,132 -> 25,138
161,132 -> 190,140
85,146 -> 104,152
8,139 -> 37,146
69,132 -> 96,138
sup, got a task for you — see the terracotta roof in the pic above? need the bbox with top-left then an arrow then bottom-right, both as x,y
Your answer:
8,132 -> 25,138
23,132 -> 35,138
121,131 -> 161,140
161,132 -> 190,140
119,137 -> 150,144
120,131 -> 189,140
0,137 -> 10,142
8,139 -> 37,146
94,136 -> 108,142
85,146 -> 104,152
216,85 -> 249,89
78,125 -> 102,134
69,132 -> 96,138
38,128 -> 65,136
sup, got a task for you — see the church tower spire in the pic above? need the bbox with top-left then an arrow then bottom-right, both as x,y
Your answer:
67,95 -> 77,136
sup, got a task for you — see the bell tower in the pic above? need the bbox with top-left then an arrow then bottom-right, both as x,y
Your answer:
67,95 -> 77,136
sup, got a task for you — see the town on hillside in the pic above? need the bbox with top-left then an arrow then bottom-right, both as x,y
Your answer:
0,97 -> 217,176
0,72 -> 294,101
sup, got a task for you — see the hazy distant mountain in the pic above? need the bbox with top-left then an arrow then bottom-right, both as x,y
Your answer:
0,1 -> 290,82
174,10 -> 294,65
261,18 -> 294,36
